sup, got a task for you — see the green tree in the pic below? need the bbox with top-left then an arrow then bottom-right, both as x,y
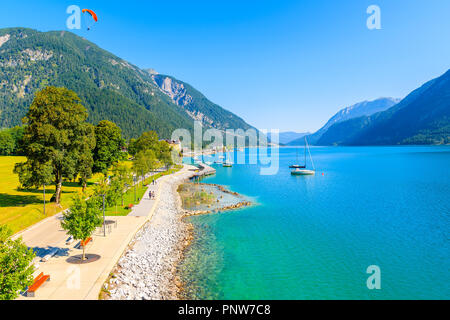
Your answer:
107,176 -> 122,213
132,151 -> 148,185
127,138 -> 138,157
144,150 -> 158,174
8,126 -> 25,155
61,196 -> 102,261
0,225 -> 35,300
77,123 -> 96,192
14,87 -> 96,205
158,141 -> 174,169
112,163 -> 131,206
92,174 -> 122,216
14,160 -> 54,216
0,130 -> 15,155
132,149 -> 157,185
93,120 -> 124,174
132,131 -> 159,156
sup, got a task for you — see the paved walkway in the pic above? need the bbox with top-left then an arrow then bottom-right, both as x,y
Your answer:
128,181 -> 158,217
16,165 -> 196,300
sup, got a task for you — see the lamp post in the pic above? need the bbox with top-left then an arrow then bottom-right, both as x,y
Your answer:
134,175 -> 137,203
43,183 -> 46,216
102,193 -> 106,237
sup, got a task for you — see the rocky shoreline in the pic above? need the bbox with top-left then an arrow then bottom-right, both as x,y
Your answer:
103,168 -> 250,300
105,170 -> 194,300
182,200 -> 252,217
180,182 -> 252,217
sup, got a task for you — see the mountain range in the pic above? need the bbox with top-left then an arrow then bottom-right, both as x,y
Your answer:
287,98 -> 399,146
302,98 -> 400,145
1,28 -> 449,146
267,131 -> 310,145
0,28 -> 254,139
288,70 -> 450,146
316,71 -> 450,145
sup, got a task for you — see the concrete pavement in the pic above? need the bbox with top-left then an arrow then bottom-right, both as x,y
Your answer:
16,165 -> 196,300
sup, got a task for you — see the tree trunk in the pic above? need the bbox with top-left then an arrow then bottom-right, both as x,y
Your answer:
82,182 -> 87,193
82,245 -> 86,261
54,173 -> 63,206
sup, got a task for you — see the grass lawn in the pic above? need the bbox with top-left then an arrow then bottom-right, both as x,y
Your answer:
0,156 -> 102,234
0,156 -> 183,232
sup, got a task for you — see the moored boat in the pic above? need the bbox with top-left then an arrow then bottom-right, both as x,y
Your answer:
223,161 -> 233,167
289,164 -> 306,169
291,137 -> 315,175
291,168 -> 315,175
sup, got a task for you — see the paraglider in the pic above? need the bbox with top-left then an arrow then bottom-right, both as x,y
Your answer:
82,9 -> 98,31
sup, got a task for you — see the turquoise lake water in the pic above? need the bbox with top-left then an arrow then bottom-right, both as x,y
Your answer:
180,146 -> 450,299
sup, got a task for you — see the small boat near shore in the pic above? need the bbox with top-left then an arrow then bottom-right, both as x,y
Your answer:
291,137 -> 315,175
223,161 -> 233,167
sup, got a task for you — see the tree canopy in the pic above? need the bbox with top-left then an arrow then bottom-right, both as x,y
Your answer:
128,131 -> 159,156
0,126 -> 24,156
61,196 -> 102,261
0,225 -> 35,300
93,120 -> 125,174
14,86 -> 96,204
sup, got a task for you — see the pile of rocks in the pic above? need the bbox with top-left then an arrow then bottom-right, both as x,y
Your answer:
183,200 -> 252,217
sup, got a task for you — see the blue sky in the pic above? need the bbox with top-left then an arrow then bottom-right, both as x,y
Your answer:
1,0 -> 450,132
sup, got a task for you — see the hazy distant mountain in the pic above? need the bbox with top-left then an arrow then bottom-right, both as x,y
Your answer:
303,98 -> 400,145
317,70 -> 450,145
267,131 -> 309,145
0,27 -> 254,139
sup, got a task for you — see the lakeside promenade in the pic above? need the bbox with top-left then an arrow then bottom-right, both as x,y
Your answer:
15,164 -> 200,300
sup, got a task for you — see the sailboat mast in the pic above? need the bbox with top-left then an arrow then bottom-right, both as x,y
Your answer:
304,139 -> 307,166
305,137 -> 315,171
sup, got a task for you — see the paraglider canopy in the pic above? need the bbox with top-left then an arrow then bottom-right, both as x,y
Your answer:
82,9 -> 98,30
82,9 -> 98,21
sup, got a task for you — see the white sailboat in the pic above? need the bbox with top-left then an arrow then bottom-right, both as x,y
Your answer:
291,137 -> 315,175
289,147 -> 306,169
223,160 -> 233,167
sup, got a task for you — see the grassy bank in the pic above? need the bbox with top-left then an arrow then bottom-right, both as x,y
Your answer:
0,155 -> 181,232
0,156 -> 101,233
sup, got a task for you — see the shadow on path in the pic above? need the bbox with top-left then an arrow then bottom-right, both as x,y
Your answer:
31,246 -> 70,258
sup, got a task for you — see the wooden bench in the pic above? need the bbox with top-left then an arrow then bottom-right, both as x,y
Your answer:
80,237 -> 92,248
26,272 -> 50,297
